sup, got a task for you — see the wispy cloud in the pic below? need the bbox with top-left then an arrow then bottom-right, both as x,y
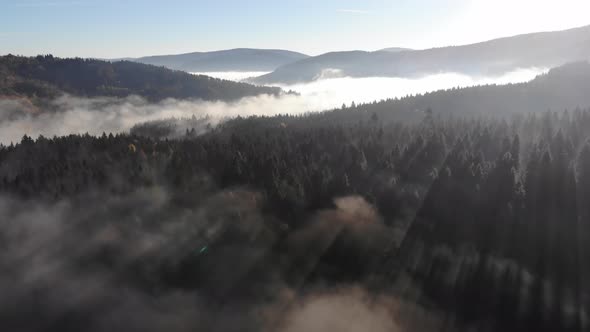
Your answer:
14,1 -> 89,7
337,9 -> 372,15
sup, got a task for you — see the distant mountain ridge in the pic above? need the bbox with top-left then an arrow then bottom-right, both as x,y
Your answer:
122,48 -> 309,72
251,25 -> 590,84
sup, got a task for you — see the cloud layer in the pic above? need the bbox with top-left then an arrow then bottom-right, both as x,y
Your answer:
0,68 -> 545,144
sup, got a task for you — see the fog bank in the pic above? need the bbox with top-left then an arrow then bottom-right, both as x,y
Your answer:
276,67 -> 545,110
0,68 -> 545,144
192,71 -> 271,81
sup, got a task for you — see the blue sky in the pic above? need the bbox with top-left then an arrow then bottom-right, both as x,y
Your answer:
1,0 -> 589,58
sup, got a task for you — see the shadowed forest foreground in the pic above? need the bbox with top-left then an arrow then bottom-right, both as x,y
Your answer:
1,106 -> 590,331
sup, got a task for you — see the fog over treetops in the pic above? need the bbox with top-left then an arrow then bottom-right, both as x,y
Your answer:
0,64 -> 546,143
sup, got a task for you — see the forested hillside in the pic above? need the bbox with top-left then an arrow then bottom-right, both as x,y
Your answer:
0,54 -> 282,103
2,104 -> 590,331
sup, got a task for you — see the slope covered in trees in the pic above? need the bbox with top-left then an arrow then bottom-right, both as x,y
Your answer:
0,54 -> 282,103
2,103 -> 590,330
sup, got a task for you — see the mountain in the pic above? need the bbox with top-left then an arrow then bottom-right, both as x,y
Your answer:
0,54 -> 283,104
124,48 -> 309,72
251,24 -> 590,84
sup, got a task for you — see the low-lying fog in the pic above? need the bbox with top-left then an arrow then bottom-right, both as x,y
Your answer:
194,68 -> 544,109
0,68 -> 546,144
277,68 -> 544,110
192,71 -> 271,81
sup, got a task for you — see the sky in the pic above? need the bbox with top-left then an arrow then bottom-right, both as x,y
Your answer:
1,0 -> 590,58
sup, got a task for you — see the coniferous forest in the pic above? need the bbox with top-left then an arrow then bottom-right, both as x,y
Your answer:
0,55 -> 283,103
2,97 -> 590,330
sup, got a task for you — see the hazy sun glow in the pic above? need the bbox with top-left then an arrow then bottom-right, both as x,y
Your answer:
438,0 -> 590,48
